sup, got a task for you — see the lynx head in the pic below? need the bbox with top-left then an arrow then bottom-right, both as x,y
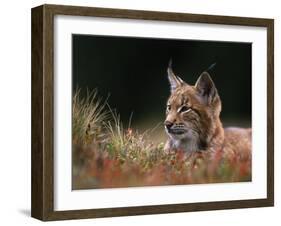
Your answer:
164,62 -> 222,151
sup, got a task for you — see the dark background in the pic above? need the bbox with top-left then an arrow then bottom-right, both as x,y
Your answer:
72,34 -> 251,139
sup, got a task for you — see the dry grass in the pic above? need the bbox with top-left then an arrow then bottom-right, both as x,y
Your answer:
72,89 -> 251,189
72,89 -> 108,145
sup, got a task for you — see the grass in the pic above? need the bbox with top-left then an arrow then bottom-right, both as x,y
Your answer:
72,89 -> 251,189
72,89 -> 108,145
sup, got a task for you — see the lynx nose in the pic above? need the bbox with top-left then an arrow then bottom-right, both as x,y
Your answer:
164,121 -> 173,130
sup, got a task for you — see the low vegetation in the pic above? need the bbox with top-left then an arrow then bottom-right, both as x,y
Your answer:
72,89 -> 251,189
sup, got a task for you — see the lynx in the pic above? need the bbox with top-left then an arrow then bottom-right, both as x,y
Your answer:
164,62 -> 251,160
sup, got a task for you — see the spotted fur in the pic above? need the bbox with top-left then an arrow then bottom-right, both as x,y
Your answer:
164,63 -> 251,160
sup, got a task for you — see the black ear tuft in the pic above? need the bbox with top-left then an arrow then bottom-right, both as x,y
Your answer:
195,72 -> 217,103
167,59 -> 185,93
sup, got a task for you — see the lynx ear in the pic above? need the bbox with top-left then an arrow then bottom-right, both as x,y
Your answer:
167,60 -> 185,93
195,72 -> 217,103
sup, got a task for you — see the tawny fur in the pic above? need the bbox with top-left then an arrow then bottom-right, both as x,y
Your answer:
164,64 -> 251,160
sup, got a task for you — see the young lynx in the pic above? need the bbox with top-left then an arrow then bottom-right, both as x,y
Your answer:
164,62 -> 251,160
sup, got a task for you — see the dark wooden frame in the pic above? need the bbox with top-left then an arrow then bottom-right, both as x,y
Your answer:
31,4 -> 274,221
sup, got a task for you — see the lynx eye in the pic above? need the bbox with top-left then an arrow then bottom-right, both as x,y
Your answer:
166,104 -> 171,112
178,106 -> 191,113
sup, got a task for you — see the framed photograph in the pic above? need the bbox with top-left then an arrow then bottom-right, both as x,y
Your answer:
31,4 -> 274,221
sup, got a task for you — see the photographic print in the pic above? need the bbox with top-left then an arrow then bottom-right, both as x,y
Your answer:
72,35 -> 252,190
32,4 -> 273,220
